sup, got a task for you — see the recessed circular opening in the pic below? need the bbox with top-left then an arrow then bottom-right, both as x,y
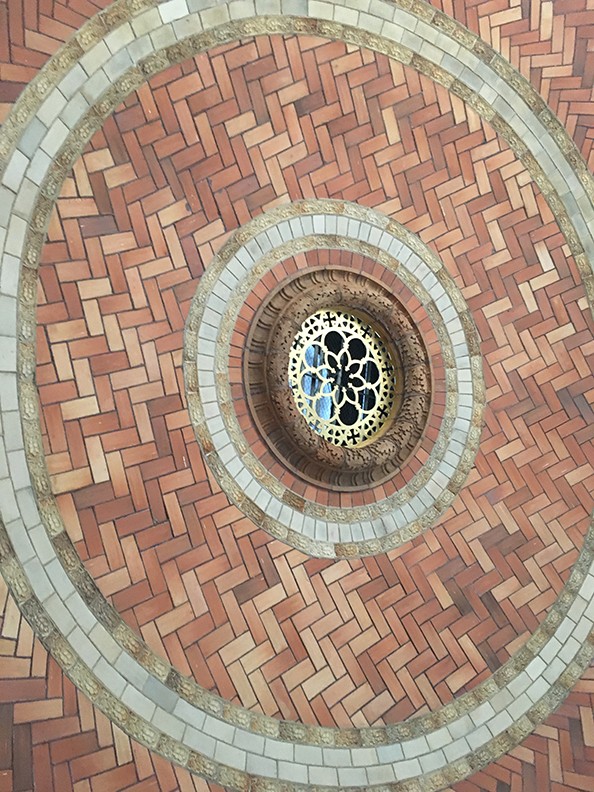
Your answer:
288,309 -> 396,447
241,263 -> 433,491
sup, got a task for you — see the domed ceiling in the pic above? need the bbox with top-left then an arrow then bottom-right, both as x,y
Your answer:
0,1 -> 594,790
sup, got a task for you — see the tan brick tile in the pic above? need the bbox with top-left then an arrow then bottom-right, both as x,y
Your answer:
0,13 -> 579,775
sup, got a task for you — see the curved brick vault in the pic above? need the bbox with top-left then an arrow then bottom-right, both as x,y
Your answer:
35,30 -> 592,724
1,1 -> 594,791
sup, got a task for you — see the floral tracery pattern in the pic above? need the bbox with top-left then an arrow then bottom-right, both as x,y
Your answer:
288,309 -> 396,446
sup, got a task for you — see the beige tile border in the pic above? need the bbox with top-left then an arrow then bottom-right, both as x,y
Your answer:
184,201 -> 484,557
0,0 -> 593,789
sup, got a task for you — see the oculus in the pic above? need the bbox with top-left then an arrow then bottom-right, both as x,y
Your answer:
288,309 -> 396,447
244,265 -> 432,489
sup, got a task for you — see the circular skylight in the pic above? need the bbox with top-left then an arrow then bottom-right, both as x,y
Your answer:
288,309 -> 396,447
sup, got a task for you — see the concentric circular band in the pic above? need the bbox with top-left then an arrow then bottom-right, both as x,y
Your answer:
244,261 -> 433,492
0,1 -> 593,790
184,200 -> 484,557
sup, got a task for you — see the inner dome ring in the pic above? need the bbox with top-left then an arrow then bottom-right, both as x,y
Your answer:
184,201 -> 484,557
244,264 -> 433,492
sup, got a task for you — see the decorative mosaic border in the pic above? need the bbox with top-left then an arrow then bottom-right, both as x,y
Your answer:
0,0 -> 593,790
184,200 -> 483,557
241,259 -> 437,494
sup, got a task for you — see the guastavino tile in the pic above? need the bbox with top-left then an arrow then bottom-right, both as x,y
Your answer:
185,206 -> 481,553
25,26 -> 584,736
0,0 -> 593,791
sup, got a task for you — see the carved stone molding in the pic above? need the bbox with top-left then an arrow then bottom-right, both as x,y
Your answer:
245,265 -> 432,489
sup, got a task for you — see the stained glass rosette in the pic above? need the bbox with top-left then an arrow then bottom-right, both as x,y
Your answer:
288,309 -> 396,447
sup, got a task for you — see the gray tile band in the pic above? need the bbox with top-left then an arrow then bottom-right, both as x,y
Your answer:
184,201 -> 482,555
0,0 -> 593,789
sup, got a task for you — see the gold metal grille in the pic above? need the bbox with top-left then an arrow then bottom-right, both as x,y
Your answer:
288,309 -> 396,447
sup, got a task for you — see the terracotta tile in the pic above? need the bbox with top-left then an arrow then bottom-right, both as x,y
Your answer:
0,1 -> 592,785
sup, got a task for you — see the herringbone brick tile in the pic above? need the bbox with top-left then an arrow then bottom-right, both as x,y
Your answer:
451,668 -> 594,792
1,1 -> 594,789
0,0 -> 112,122
1,1 -> 593,173
0,576 -> 226,792
34,34 -> 594,730
2,575 -> 593,791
